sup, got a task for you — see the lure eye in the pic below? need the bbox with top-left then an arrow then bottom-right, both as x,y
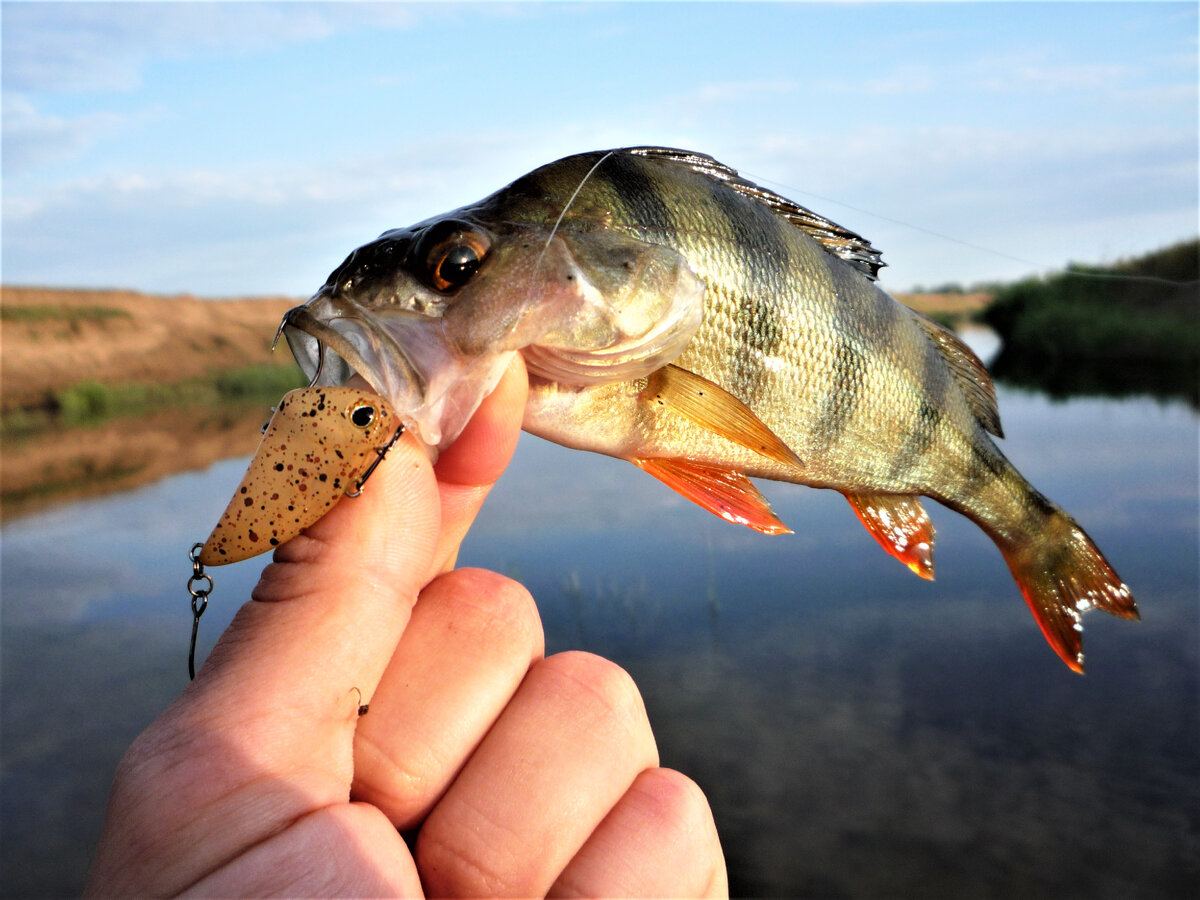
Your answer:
422,225 -> 490,292
350,403 -> 376,429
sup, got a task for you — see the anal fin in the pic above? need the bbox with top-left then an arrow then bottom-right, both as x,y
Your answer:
643,365 -> 803,470
634,458 -> 792,535
845,492 -> 936,580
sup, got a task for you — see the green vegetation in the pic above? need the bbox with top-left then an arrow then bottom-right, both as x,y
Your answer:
909,282 -> 966,295
55,363 -> 307,423
982,239 -> 1199,406
2,363 -> 308,434
982,239 -> 1199,363
0,304 -> 132,323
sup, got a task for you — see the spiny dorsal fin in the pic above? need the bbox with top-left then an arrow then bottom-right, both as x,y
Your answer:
912,312 -> 1004,438
627,146 -> 885,280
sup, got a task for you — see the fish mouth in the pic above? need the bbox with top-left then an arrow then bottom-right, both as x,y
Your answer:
278,288 -> 513,450
279,292 -> 425,401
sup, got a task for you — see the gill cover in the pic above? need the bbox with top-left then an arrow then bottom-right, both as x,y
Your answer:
282,226 -> 705,450
451,230 -> 705,385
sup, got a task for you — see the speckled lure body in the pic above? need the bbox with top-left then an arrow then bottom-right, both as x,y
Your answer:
199,386 -> 402,565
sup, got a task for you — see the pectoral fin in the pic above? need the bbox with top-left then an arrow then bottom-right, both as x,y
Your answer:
633,457 -> 792,535
845,492 -> 936,580
643,365 -> 803,470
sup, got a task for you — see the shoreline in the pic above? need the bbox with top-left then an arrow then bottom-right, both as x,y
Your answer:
0,285 -> 985,521
1,286 -> 301,414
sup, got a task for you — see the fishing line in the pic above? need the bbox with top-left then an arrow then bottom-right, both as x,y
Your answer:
526,149 -> 616,319
747,173 -> 1198,289
542,150 -> 615,255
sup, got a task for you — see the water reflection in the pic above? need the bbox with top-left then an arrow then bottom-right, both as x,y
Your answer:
989,346 -> 1200,409
1,403 -> 273,521
2,383 -> 1198,897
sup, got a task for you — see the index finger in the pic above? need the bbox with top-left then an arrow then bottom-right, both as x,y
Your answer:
222,352 -> 528,725
430,353 -> 528,570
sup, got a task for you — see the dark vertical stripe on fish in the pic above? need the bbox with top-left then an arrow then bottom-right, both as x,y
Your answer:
965,440 -> 1007,488
888,398 -> 944,483
594,153 -> 678,235
885,338 -> 951,483
813,337 -> 866,450
705,177 -> 793,399
810,257 -> 881,451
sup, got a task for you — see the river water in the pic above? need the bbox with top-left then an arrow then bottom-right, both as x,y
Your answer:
2,339 -> 1197,897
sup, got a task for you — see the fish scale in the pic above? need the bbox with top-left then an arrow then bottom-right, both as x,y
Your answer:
279,145 -> 1138,672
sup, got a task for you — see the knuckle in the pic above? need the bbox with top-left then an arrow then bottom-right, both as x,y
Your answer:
415,812 -> 516,898
436,568 -> 543,649
539,651 -> 650,741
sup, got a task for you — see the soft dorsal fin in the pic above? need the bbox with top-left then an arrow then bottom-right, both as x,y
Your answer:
628,146 -> 885,280
912,312 -> 1004,438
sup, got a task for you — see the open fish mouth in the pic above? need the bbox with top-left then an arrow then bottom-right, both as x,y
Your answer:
278,287 -> 514,450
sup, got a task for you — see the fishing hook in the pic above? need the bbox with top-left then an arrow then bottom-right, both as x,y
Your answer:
344,423 -> 405,498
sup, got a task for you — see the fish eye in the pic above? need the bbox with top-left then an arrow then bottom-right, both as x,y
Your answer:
435,245 -> 481,289
350,404 -> 376,429
421,224 -> 490,292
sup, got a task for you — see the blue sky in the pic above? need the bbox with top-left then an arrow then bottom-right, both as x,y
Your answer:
3,1 -> 1196,296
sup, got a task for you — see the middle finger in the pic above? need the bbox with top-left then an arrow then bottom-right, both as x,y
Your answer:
351,567 -> 545,830
416,650 -> 660,898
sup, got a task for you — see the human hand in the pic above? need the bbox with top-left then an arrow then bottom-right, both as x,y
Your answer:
85,356 -> 727,898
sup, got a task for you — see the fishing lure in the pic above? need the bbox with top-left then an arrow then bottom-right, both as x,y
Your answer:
186,385 -> 403,679
198,385 -> 404,565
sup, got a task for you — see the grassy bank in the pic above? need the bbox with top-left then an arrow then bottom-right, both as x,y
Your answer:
981,239 -> 1199,362
0,303 -> 133,324
3,363 -> 307,436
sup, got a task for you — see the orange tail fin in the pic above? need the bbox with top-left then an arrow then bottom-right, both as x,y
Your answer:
999,511 -> 1138,673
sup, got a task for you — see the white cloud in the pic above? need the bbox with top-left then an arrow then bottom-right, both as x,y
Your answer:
690,80 -> 798,104
1,2 -> 419,93
721,121 -> 1197,287
0,127 -> 600,294
981,62 -> 1133,93
4,114 -> 1196,296
1,93 -> 135,174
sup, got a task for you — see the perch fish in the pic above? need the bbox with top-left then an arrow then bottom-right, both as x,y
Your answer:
278,146 -> 1138,671
199,386 -> 401,565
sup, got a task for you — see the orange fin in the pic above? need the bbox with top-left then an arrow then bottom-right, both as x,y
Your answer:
845,492 -> 936,580
643,365 -> 803,470
633,457 -> 792,535
1000,511 -> 1138,674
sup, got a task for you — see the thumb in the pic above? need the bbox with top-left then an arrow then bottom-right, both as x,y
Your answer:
192,426 -> 442,776
89,432 -> 442,898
